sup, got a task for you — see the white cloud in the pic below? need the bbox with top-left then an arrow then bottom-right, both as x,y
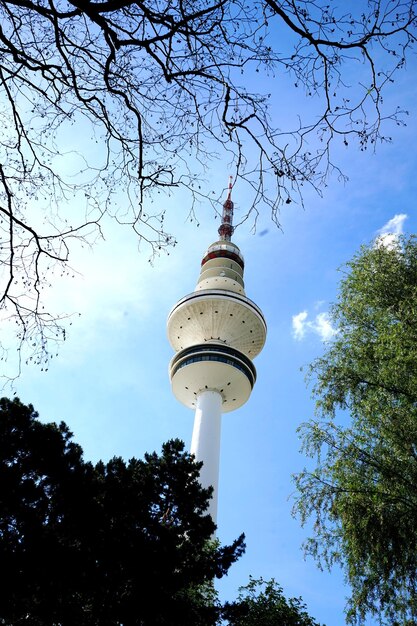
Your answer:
375,213 -> 407,248
292,310 -> 308,340
313,312 -> 337,341
292,310 -> 337,342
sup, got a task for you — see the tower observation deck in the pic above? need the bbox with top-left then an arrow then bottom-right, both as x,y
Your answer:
167,182 -> 266,522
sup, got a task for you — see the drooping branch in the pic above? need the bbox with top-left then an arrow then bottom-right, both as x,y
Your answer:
0,0 -> 415,375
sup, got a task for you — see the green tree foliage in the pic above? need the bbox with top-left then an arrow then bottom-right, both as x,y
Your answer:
222,577 -> 322,626
0,396 -> 244,625
293,235 -> 417,625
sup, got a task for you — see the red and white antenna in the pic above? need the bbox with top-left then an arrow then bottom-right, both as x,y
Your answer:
218,176 -> 234,241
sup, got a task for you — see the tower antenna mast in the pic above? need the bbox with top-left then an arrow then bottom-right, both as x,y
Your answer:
218,176 -> 234,241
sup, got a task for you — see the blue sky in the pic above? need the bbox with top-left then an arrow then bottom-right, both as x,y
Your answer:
4,9 -> 417,625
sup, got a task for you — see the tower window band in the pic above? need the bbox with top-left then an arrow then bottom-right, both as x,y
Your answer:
170,343 -> 257,387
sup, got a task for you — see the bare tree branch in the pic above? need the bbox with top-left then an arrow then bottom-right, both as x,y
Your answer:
0,0 -> 415,374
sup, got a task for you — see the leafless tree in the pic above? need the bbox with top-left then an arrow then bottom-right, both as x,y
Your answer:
0,0 -> 415,373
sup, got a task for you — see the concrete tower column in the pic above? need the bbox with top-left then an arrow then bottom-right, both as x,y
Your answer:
191,390 -> 223,522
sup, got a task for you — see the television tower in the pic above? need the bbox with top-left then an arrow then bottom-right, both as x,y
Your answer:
167,180 -> 266,522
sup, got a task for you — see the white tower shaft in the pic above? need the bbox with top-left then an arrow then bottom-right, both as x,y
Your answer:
191,390 -> 222,522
